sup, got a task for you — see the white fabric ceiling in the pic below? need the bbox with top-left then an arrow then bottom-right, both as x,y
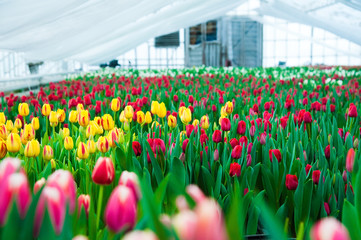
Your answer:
0,0 -> 360,64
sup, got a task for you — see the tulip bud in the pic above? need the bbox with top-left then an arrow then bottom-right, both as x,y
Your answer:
286,174 -> 298,190
77,142 -> 89,159
57,109 -> 66,123
97,136 -> 109,153
105,186 -> 137,233
24,141 -> 35,157
14,118 -> 22,129
136,111 -> 145,125
42,104 -> 51,116
213,149 -> 219,161
325,145 -> 331,159
76,104 -> 84,113
312,170 -> 321,185
18,103 -> 30,117
348,103 -> 357,118
30,139 -> 40,157
0,112 -> 6,124
145,111 -> 152,124
78,110 -> 90,127
34,186 -> 66,236
157,102 -> 166,118
167,115 -> 177,129
49,111 -> 59,127
31,117 -> 40,130
111,98 -> 121,112
200,115 -> 209,130
220,118 -> 231,131
123,230 -> 158,240
43,145 -> 54,161
310,217 -> 350,240
6,133 -> 21,153
124,106 -> 134,120
23,124 -> 35,141
269,149 -> 282,162
64,136 -> 74,150
124,120 -> 131,131
229,162 -> 241,177
0,123 -> 7,140
86,124 -> 96,138
34,177 -> 46,194
346,148 -> 355,172
92,157 -> 114,185
192,119 -> 199,127
0,172 -> 32,225
119,111 -> 126,123
62,128 -> 70,138
212,130 -> 222,143
151,101 -> 159,115
132,141 -> 142,156
224,101 -> 233,115
101,114 -> 115,131
5,120 -> 14,132
231,145 -> 243,159
69,110 -> 78,123
87,139 -> 96,154
77,194 -> 90,217
180,108 -> 192,124
107,128 -> 120,148
118,171 -> 141,201
0,140 -> 7,159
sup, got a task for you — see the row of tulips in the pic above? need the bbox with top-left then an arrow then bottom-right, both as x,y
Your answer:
0,66 -> 360,239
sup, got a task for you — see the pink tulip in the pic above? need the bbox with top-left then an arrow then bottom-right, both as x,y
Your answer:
172,210 -> 198,240
0,172 -> 31,225
77,194 -> 90,217
118,171 -> 141,201
310,217 -> 350,240
104,185 -> 137,233
92,157 -> 115,185
0,158 -> 21,182
34,186 -> 66,237
34,177 -> 46,194
186,185 -> 206,204
346,148 -> 355,173
123,230 -> 159,240
47,170 -> 77,213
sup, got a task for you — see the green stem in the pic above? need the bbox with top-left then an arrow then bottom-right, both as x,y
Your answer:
46,117 -> 49,137
96,185 -> 104,230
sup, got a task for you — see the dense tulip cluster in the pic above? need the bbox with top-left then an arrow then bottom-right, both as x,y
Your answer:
0,66 -> 359,239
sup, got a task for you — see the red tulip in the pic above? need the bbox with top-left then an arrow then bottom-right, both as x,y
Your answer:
348,103 -> 357,118
118,171 -> 141,201
220,118 -> 231,131
182,139 -> 189,153
231,146 -> 243,159
229,162 -> 241,177
312,170 -> 321,185
324,202 -> 330,216
186,124 -> 195,138
0,172 -> 31,225
325,145 -> 330,159
237,121 -> 246,135
305,164 -> 312,175
92,157 -> 115,185
285,174 -> 298,190
77,194 -> 90,217
269,149 -> 282,162
303,111 -> 312,123
34,186 -> 66,236
346,148 -> 355,172
229,138 -> 239,149
47,170 -> 77,213
105,186 -> 137,233
310,217 -> 350,240
212,130 -> 222,143
132,141 -> 142,156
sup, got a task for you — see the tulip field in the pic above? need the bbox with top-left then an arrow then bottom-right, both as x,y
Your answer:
0,66 -> 360,240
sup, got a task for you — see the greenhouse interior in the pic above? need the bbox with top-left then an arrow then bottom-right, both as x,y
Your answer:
0,0 -> 360,239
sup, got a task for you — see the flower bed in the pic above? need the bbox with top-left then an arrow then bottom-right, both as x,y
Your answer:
0,66 -> 360,240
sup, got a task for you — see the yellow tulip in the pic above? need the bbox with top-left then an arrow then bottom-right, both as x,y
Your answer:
31,117 -> 40,130
107,128 -> 119,148
111,98 -> 121,112
94,117 -> 102,127
0,139 -> 7,159
78,110 -> 90,127
43,145 -> 54,161
124,105 -> 134,120
69,110 -> 78,123
97,136 -> 109,153
50,159 -> 57,171
137,111 -> 145,125
20,130 -> 27,145
49,111 -> 58,126
102,114 -> 114,131
23,124 -> 35,141
57,109 -> 66,123
157,102 -> 167,118
192,119 -> 199,127
14,118 -> 22,129
42,104 -> 51,116
77,142 -> 89,159
5,120 -> 13,132
168,115 -> 177,128
200,115 -> 210,130
87,139 -> 96,154
0,124 -> 7,140
180,108 -> 192,124
24,141 -> 35,157
0,112 -> 6,124
179,106 -> 186,117
76,104 -> 84,113
86,124 -> 96,138
145,111 -> 152,124
31,139 -> 40,157
18,103 -> 30,117
225,101 -> 233,115
62,128 -> 70,138
64,136 -> 74,150
151,101 -> 159,115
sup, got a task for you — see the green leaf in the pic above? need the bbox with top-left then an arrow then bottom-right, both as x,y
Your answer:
342,200 -> 361,240
171,157 -> 185,188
